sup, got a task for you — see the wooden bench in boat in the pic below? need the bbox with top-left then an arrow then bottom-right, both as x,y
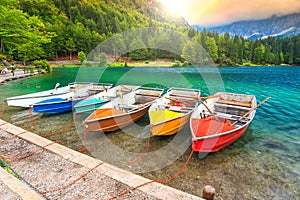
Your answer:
214,102 -> 251,110
135,92 -> 160,97
201,111 -> 250,123
169,93 -> 197,99
217,99 -> 252,108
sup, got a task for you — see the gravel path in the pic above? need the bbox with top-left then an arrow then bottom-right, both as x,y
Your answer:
0,130 -> 159,200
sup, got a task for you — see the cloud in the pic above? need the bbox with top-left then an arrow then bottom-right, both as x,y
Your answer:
179,0 -> 300,26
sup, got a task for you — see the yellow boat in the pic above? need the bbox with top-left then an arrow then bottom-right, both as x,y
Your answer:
149,88 -> 200,136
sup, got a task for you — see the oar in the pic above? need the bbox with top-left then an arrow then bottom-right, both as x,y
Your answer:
194,94 -> 219,121
119,88 -> 124,109
50,83 -> 60,94
120,85 -> 132,92
201,94 -> 221,100
232,96 -> 271,126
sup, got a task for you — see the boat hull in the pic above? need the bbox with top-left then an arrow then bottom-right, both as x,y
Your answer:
33,98 -> 80,115
151,113 -> 191,136
192,125 -> 249,152
190,92 -> 257,153
85,106 -> 150,132
7,91 -> 72,108
74,98 -> 108,114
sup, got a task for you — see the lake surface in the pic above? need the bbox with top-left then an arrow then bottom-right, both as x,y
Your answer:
0,66 -> 299,199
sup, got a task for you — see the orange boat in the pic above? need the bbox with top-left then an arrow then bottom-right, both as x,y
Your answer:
84,87 -> 164,132
190,92 -> 259,152
149,88 -> 200,136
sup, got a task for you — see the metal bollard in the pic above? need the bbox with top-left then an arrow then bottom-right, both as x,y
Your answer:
202,185 -> 216,200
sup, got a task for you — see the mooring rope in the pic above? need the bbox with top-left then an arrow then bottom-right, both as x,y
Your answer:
29,107 -> 35,127
0,131 -> 28,143
118,130 -> 152,168
0,100 -> 6,117
1,142 -> 56,162
42,162 -> 104,195
0,122 -> 8,127
43,120 -> 75,138
107,150 -> 194,200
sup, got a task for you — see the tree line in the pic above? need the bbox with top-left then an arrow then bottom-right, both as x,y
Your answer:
0,0 -> 299,66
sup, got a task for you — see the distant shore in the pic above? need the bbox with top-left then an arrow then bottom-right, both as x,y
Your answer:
48,59 -> 175,67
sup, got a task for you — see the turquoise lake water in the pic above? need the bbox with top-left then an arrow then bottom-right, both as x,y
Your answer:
0,66 -> 299,199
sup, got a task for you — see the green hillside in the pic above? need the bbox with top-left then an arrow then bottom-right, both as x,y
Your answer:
0,0 -> 188,63
0,0 -> 299,66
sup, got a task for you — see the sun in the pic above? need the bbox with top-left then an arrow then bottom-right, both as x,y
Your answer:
158,0 -> 183,16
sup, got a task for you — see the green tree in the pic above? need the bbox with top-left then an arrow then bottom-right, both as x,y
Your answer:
0,2 -> 51,61
129,39 -> 148,60
253,44 -> 266,64
205,38 -> 218,62
99,52 -> 107,66
181,41 -> 196,64
65,38 -> 76,60
78,51 -> 86,64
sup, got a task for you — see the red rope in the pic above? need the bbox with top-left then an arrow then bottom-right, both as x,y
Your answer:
78,126 -> 89,153
42,162 -> 104,195
0,122 -> 8,126
29,107 -> 35,127
43,120 -> 75,138
107,150 -> 194,200
1,142 -> 56,162
0,100 -> 5,116
0,131 -> 28,143
118,130 -> 151,168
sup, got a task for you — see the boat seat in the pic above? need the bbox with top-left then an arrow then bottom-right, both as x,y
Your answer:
135,92 -> 160,97
217,99 -> 251,108
169,93 -> 197,99
200,111 -> 250,123
214,102 -> 251,110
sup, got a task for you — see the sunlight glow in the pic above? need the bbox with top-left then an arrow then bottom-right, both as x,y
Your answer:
158,0 -> 184,16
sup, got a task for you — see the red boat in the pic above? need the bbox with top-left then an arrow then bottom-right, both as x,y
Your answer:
190,92 -> 257,152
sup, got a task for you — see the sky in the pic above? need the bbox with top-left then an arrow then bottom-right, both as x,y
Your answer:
158,0 -> 300,26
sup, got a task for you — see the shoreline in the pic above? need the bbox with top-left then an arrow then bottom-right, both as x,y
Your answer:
0,119 -> 204,200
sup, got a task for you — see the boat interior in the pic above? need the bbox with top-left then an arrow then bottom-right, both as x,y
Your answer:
200,93 -> 254,125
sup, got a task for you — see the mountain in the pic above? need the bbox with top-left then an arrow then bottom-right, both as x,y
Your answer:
193,13 -> 300,40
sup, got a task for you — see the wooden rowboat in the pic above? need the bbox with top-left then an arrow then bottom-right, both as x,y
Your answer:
74,85 -> 137,114
190,92 -> 257,152
6,82 -> 102,108
84,87 -> 164,132
149,88 -> 200,136
32,83 -> 105,114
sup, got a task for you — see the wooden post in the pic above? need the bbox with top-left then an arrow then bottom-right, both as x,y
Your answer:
202,185 -> 216,200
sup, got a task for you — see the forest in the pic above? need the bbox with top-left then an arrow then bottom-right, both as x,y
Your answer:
0,0 -> 299,66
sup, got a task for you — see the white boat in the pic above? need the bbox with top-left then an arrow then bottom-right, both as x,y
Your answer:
6,82 -> 106,108
74,85 -> 138,114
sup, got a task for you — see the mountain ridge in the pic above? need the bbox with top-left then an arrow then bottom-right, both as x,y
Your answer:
193,13 -> 300,40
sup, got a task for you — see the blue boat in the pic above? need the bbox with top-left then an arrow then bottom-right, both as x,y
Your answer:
74,85 -> 138,114
33,98 -> 80,115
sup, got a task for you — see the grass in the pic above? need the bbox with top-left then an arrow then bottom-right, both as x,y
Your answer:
0,158 -> 19,179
